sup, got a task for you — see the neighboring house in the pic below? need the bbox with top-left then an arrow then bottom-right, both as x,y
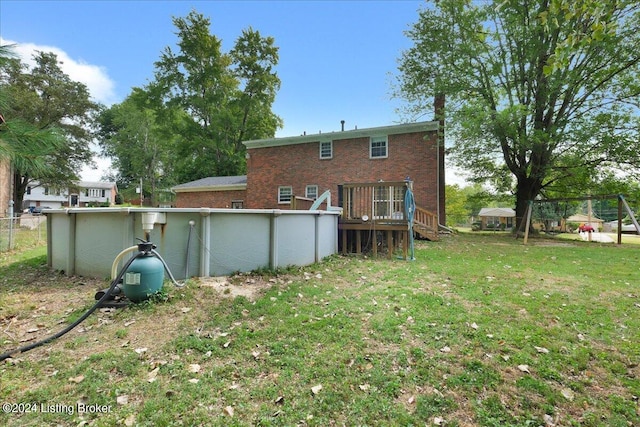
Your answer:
477,207 -> 516,230
173,175 -> 247,209
23,181 -> 118,210
566,213 -> 603,232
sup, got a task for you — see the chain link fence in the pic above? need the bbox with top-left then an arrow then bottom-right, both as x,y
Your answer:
0,214 -> 47,252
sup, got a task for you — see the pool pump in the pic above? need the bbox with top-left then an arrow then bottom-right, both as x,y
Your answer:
122,241 -> 165,303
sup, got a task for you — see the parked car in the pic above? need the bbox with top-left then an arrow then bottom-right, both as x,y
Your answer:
31,206 -> 51,215
578,224 -> 595,232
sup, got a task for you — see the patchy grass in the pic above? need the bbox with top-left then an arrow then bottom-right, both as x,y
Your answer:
1,233 -> 639,426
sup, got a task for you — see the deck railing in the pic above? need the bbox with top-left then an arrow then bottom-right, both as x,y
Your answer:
340,181 -> 411,224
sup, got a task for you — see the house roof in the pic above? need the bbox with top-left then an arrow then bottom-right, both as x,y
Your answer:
76,181 -> 117,191
243,121 -> 439,149
478,207 -> 516,218
172,175 -> 247,192
566,213 -> 604,223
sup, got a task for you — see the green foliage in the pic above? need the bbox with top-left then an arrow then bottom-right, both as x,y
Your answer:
398,0 -> 640,226
97,11 -> 283,194
0,48 -> 99,209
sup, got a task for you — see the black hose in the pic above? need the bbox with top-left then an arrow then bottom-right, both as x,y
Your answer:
0,252 -> 143,362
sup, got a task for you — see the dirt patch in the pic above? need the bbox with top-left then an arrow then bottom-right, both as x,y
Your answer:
197,275 -> 279,301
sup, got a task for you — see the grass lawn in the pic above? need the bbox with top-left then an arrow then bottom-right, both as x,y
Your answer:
1,233 -> 639,426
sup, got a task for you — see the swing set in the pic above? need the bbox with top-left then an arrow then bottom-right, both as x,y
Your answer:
520,194 -> 640,245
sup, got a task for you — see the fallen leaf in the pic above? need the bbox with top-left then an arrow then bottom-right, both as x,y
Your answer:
470,322 -> 478,330
275,396 -> 285,405
517,364 -> 530,373
188,364 -> 201,373
433,416 -> 445,425
124,414 -> 136,427
223,341 -> 231,348
124,320 -> 136,327
27,328 -> 40,333
358,384 -> 370,391
561,388 -> 575,401
440,346 -> 451,353
544,413 -> 556,426
223,406 -> 234,417
134,347 -> 148,354
116,395 -> 129,405
311,384 -> 323,395
252,351 -> 260,359
535,346 -> 550,354
181,307 -> 192,313
68,375 -> 85,383
188,378 -> 199,384
407,395 -> 415,405
148,367 -> 160,382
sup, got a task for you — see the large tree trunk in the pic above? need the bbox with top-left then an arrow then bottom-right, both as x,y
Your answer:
514,175 -> 543,232
12,172 -> 28,212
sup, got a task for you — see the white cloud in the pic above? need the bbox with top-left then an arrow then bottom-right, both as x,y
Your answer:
2,38 -> 117,181
1,38 -> 117,105
81,156 -> 113,182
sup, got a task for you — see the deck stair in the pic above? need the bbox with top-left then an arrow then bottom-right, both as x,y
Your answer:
413,206 -> 439,241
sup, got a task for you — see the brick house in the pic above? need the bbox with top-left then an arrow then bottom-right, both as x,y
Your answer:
173,120 -> 445,227
0,159 -> 10,217
173,175 -> 247,209
243,121 -> 443,218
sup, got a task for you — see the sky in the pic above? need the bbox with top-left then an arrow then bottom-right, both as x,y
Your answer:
1,0 -> 461,183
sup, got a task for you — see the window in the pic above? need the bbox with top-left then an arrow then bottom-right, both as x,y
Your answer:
319,141 -> 333,159
278,186 -> 292,204
44,187 -> 49,196
305,185 -> 318,200
370,136 -> 388,159
26,186 -> 32,195
231,200 -> 244,209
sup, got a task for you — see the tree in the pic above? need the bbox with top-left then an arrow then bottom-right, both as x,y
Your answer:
1,50 -> 99,209
398,0 -> 640,228
98,89 -> 176,206
149,10 -> 281,183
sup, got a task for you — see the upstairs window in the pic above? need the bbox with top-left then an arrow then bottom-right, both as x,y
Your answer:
370,136 -> 388,159
319,141 -> 333,159
278,186 -> 292,204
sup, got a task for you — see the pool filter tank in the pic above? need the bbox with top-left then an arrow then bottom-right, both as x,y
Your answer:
122,242 -> 165,303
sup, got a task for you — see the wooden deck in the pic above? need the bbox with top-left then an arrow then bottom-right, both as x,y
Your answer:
338,181 -> 438,259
